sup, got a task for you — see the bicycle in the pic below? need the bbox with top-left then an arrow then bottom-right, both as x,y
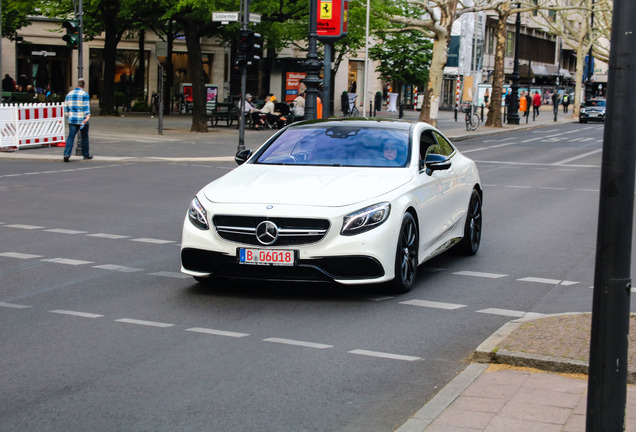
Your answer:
348,95 -> 360,117
462,103 -> 479,131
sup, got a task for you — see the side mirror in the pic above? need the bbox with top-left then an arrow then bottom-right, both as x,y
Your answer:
235,149 -> 253,165
423,154 -> 451,175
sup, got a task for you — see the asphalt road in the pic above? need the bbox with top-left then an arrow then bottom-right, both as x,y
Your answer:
1,121 -> 635,431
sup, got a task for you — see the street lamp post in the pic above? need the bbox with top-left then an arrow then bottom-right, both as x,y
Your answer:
304,0 -> 323,120
507,2 -> 521,125
584,0 -> 594,101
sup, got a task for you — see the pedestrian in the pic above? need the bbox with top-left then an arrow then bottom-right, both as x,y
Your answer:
63,78 -> 92,162
292,92 -> 305,120
504,89 -> 512,123
552,91 -> 560,121
519,91 -> 528,117
242,93 -> 257,127
532,90 -> 541,118
2,74 -> 16,92
562,93 -> 570,113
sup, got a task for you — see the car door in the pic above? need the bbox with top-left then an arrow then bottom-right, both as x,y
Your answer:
413,129 -> 464,255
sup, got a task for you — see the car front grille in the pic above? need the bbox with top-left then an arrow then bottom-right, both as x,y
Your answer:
213,215 -> 330,246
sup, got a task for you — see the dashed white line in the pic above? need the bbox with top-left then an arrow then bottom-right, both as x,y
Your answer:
44,229 -> 87,235
263,337 -> 333,349
476,308 -> 545,318
348,349 -> 421,362
86,233 -> 131,239
93,264 -> 144,272
49,309 -> 104,318
0,302 -> 32,309
148,271 -> 190,279
186,328 -> 249,338
517,277 -> 562,285
400,300 -> 466,310
131,238 -> 175,244
4,224 -> 45,230
453,270 -> 508,279
553,148 -> 603,165
0,252 -> 44,259
115,318 -> 174,328
41,258 -> 94,266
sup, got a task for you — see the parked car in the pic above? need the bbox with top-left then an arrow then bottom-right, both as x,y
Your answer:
579,98 -> 606,123
180,118 -> 483,293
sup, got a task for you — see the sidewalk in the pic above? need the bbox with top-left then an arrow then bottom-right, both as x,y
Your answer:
4,104 -> 632,432
0,105 -> 577,162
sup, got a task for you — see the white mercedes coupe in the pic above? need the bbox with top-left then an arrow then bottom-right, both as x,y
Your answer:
181,119 -> 482,293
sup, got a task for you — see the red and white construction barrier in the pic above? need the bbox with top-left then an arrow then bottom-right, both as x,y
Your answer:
0,103 -> 65,150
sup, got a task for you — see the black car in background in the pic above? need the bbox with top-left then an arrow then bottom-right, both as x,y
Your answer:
579,99 -> 606,123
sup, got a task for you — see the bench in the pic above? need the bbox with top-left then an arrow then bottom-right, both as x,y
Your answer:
208,102 -> 239,127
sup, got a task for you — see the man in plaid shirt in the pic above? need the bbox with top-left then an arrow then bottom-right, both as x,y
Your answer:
63,79 -> 92,162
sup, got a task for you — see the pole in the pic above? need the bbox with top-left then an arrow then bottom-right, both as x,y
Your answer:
585,0 -> 634,429
362,0 -> 370,117
304,0 -> 322,120
323,43 -> 332,118
584,0 -> 594,101
158,62 -> 164,135
507,3 -> 521,125
78,0 -> 84,79
238,0 -> 249,152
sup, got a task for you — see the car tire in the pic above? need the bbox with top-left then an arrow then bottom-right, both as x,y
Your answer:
455,189 -> 482,255
388,212 -> 418,293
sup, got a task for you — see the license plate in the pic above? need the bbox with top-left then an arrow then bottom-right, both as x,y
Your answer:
238,248 -> 297,266
589,113 -> 598,117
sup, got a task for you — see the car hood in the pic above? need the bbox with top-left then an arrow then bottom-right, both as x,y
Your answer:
583,106 -> 605,112
202,164 -> 413,207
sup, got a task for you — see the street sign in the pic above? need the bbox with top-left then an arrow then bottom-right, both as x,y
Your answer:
249,13 -> 261,24
317,0 -> 348,41
212,12 -> 239,22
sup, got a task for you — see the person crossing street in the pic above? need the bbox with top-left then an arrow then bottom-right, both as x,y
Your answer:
63,78 -> 92,162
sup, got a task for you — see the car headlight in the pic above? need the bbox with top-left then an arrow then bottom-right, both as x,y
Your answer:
188,196 -> 209,230
580,108 -> 587,114
341,202 -> 391,235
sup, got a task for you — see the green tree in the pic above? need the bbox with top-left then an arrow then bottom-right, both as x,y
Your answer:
1,0 -> 40,39
369,31 -> 433,98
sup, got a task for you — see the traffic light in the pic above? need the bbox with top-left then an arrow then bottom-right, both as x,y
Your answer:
235,30 -> 261,69
246,32 -> 261,65
235,29 -> 250,68
62,20 -> 79,49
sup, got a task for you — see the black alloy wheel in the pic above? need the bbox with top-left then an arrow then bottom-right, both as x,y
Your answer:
389,212 -> 419,293
455,189 -> 482,255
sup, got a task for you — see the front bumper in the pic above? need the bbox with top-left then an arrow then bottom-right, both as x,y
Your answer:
180,202 -> 402,285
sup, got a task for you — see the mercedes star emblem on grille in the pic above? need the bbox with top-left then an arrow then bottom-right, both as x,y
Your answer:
256,220 -> 279,245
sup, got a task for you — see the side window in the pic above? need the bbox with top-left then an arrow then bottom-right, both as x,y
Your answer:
431,131 -> 456,157
419,131 -> 437,160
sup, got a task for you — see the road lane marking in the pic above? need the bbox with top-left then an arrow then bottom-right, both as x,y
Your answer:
93,264 -> 144,272
348,349 -> 421,362
517,277 -> 562,285
44,229 -> 87,235
453,271 -> 508,279
0,302 -> 32,309
0,252 -> 44,259
4,224 -> 44,230
400,300 -> 466,310
115,318 -> 174,328
86,233 -> 131,239
263,338 -> 333,349
148,271 -> 190,279
186,328 -> 249,338
476,308 -> 545,318
49,309 -> 104,318
130,238 -> 175,244
553,149 -> 603,165
560,280 -> 580,286
41,258 -> 94,266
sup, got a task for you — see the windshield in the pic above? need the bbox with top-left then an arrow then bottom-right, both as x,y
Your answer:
585,100 -> 606,107
255,126 -> 410,167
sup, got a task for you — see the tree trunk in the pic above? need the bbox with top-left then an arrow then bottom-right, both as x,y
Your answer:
184,18 -> 208,132
417,0 -> 458,127
485,6 -> 509,127
98,1 -> 121,115
572,43 -> 586,118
